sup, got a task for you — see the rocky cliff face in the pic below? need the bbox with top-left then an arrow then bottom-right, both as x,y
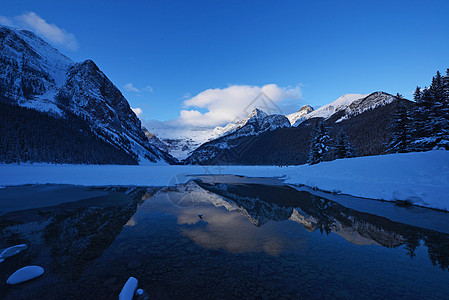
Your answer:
0,25 -> 174,164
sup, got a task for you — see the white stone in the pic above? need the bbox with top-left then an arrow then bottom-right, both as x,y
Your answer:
7,266 -> 44,285
119,277 -> 138,300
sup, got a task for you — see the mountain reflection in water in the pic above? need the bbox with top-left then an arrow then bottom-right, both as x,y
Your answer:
194,181 -> 449,269
1,182 -> 449,299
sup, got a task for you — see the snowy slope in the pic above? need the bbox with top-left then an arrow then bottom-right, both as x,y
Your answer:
286,105 -> 313,125
1,151 -> 448,210
336,92 -> 398,122
292,94 -> 367,126
0,25 -> 174,165
291,92 -> 399,126
0,26 -> 73,115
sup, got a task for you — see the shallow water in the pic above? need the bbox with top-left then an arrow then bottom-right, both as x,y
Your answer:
1,180 -> 449,299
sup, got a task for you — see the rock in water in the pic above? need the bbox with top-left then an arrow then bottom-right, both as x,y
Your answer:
7,266 -> 44,285
119,277 -> 138,300
136,289 -> 144,296
0,244 -> 28,262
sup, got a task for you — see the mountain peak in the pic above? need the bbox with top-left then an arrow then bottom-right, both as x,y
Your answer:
286,105 -> 314,125
251,107 -> 266,114
242,108 -> 268,124
299,104 -> 314,111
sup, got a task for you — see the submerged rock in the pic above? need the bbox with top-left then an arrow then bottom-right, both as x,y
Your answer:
119,277 -> 138,300
7,266 -> 44,285
0,244 -> 28,262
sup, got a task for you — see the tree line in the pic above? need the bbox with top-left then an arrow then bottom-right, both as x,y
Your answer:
308,122 -> 356,165
387,68 -> 449,153
308,67 -> 449,164
0,101 -> 138,165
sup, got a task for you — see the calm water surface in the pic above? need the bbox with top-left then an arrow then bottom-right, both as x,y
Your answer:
1,179 -> 449,299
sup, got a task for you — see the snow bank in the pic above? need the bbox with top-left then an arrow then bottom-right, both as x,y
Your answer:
280,151 -> 449,210
0,151 -> 448,210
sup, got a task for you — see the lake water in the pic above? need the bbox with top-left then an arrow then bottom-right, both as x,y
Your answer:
1,178 -> 449,299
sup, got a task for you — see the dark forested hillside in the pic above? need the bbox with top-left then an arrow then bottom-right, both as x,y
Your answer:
0,101 -> 138,164
185,99 -> 413,165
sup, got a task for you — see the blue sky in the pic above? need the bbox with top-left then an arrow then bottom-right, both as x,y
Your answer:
2,0 -> 449,128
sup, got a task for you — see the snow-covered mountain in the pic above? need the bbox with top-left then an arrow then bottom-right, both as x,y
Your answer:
143,127 -> 169,153
144,125 -> 217,160
212,108 -> 269,137
336,92 -> 399,122
184,91 -> 406,165
291,94 -> 367,126
286,105 -> 314,125
183,108 -> 292,164
208,108 -> 291,140
147,108 -> 291,160
0,25 -> 174,164
291,92 -> 398,126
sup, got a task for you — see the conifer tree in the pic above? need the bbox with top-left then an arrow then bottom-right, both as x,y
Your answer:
413,86 -> 421,102
431,71 -> 444,103
334,130 -> 356,159
409,69 -> 449,151
410,88 -> 434,150
308,121 -> 330,165
387,102 -> 412,153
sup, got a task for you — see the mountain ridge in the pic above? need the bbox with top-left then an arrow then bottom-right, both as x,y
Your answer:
0,25 -> 175,165
184,92 -> 408,165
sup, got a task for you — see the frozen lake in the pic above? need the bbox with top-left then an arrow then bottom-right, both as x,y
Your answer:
1,179 -> 449,299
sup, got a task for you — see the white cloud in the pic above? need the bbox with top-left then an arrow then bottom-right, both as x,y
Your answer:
0,12 -> 79,51
179,84 -> 302,127
143,86 -> 153,93
0,15 -> 14,27
132,107 -> 143,118
123,83 -> 153,94
124,83 -> 141,93
142,83 -> 303,146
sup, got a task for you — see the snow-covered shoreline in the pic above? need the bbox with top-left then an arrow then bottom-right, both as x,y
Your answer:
0,151 -> 448,210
